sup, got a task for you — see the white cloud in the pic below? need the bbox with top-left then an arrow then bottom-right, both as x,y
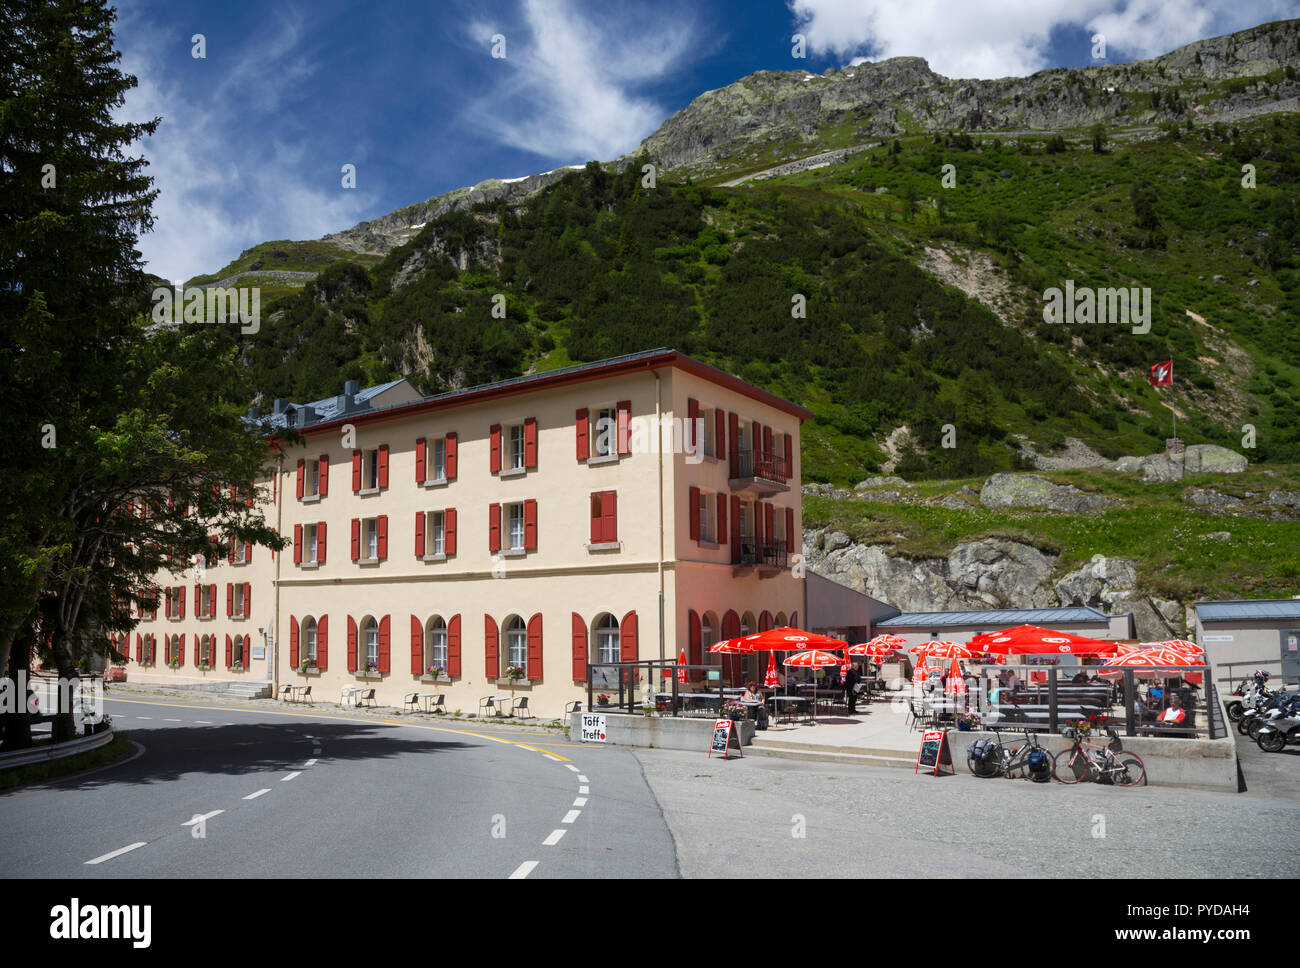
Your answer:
788,0 -> 1294,78
113,4 -> 374,282
461,0 -> 701,161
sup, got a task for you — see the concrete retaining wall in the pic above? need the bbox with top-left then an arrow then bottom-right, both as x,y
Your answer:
569,711 -> 754,753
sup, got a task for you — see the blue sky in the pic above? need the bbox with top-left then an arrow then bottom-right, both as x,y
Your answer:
112,0 -> 1294,282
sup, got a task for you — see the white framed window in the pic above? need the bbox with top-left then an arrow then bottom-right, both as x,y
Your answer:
698,490 -> 713,543
200,635 -> 213,666
199,585 -> 212,619
702,407 -> 716,458
234,540 -> 247,564
507,503 -> 525,551
233,583 -> 245,617
363,618 -> 379,669
508,424 -> 525,470
308,460 -> 320,497
504,615 -> 527,672
427,616 -> 447,671
364,448 -> 380,490
365,518 -> 378,559
168,588 -> 182,618
425,511 -> 445,556
305,523 -> 319,564
593,406 -> 617,458
595,613 -> 620,664
429,437 -> 447,482
303,617 -> 318,662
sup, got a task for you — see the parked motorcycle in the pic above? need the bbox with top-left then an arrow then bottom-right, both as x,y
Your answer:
1226,671 -> 1272,722
1240,687 -> 1298,739
1256,697 -> 1300,753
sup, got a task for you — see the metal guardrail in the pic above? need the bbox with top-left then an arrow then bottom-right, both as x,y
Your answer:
0,727 -> 117,771
732,449 -> 790,484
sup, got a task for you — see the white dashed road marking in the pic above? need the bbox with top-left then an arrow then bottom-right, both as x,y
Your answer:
565,764 -> 579,773
561,810 -> 581,824
579,785 -> 589,794
182,810 -> 224,827
577,775 -> 588,783
304,758 -> 318,767
86,843 -> 148,866
195,720 -> 212,724
244,789 -> 271,800
542,829 -> 567,846
509,861 -> 538,879
282,771 -> 301,782
164,718 -> 181,722
573,797 -> 588,807
136,716 -> 152,720
543,753 -> 562,761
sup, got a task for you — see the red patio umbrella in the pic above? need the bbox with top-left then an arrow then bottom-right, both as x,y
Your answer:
724,627 -> 848,653
918,641 -> 972,660
677,649 -> 688,685
1099,647 -> 1206,686
764,652 -> 780,689
944,657 -> 968,701
848,634 -> 906,658
783,650 -> 843,724
967,624 -> 1120,656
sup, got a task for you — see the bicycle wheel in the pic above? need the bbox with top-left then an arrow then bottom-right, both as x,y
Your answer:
1110,752 -> 1146,787
968,747 -> 1001,778
1053,747 -> 1089,784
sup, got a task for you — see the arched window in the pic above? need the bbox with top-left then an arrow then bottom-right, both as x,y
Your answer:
594,613 -> 620,664
503,615 -> 527,673
775,612 -> 789,628
702,612 -> 717,666
302,617 -> 318,662
426,616 -> 447,671
362,617 -> 379,670
200,634 -> 213,666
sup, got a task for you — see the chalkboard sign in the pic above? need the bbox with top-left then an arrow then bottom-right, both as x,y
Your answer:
709,718 -> 743,759
915,729 -> 953,776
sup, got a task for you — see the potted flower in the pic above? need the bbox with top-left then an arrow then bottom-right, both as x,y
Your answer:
955,711 -> 981,731
168,657 -> 180,670
365,661 -> 379,677
504,664 -> 525,705
1065,717 -> 1093,737
597,693 -> 611,707
199,662 -> 211,672
721,699 -> 747,722
232,661 -> 244,673
425,664 -> 446,682
299,658 -> 316,675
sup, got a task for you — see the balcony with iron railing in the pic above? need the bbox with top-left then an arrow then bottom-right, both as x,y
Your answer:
733,537 -> 788,576
729,449 -> 790,494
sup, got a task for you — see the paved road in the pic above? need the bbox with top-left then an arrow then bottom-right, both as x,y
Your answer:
635,747 -> 1300,879
0,697 -> 676,879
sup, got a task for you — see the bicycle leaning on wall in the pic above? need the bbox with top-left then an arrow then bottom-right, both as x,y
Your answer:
1052,726 -> 1146,786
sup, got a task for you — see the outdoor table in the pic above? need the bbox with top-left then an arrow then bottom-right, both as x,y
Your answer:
416,693 -> 439,712
770,695 -> 811,724
341,686 -> 359,706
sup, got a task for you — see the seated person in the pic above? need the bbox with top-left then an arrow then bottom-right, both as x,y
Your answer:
1071,671 -> 1089,683
1149,685 -> 1164,703
1157,694 -> 1187,728
741,680 -> 769,729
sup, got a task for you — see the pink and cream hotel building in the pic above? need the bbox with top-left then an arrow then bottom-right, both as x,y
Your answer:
122,349 -> 810,715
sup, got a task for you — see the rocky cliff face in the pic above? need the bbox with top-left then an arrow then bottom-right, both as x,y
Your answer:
803,529 -> 1187,640
631,20 -> 1300,177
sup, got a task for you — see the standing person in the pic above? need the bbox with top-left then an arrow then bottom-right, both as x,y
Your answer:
844,663 -> 862,713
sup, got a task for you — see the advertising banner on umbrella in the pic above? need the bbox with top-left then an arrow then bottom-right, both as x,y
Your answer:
677,649 -> 688,684
968,625 -> 1120,656
764,652 -> 780,689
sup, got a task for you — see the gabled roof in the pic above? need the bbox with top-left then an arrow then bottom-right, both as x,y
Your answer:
876,606 -> 1114,629
1195,599 -> 1300,622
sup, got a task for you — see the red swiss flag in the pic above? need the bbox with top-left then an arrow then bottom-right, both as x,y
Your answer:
1149,360 -> 1173,386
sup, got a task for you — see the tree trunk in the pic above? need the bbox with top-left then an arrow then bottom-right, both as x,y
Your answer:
0,628 -> 34,751
49,625 -> 79,743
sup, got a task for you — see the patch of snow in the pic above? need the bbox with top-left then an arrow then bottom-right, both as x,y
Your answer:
568,164 -> 585,169
409,222 -> 425,230
499,176 -> 529,184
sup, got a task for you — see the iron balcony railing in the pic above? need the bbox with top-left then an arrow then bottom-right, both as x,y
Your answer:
736,538 -> 788,569
733,449 -> 789,484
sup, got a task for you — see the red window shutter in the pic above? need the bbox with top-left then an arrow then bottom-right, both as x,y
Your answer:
347,616 -> 358,672
484,615 -> 499,678
488,503 -> 500,553
604,490 -> 617,544
244,541 -> 252,562
688,486 -> 700,541
193,584 -> 200,615
179,587 -> 185,619
378,615 -> 391,674
524,417 -> 538,469
756,501 -> 765,544
378,444 -> 389,488
489,424 -> 501,473
526,613 -> 543,681
136,633 -> 142,662
243,635 -> 251,666
244,583 -> 251,619
689,610 -> 702,667
294,524 -> 302,563
766,503 -> 775,543
377,515 -> 388,560
571,613 -> 587,682
351,518 -> 360,561
225,634 -> 232,668
783,433 -> 793,478
616,400 -> 631,455
165,588 -> 172,619
318,454 -> 329,496
317,522 -> 326,564
228,537 -> 235,563
415,437 -> 426,483
716,408 -> 726,460
209,584 -> 216,618
226,583 -> 233,617
786,507 -> 795,550
446,432 -> 458,479
620,610 -> 638,662
687,398 -> 699,450
447,614 -> 461,678
415,511 -> 425,557
730,496 -> 742,563
590,493 -> 601,544
728,412 -> 740,477
352,450 -> 362,491
178,634 -> 185,667
445,508 -> 457,555
296,459 -> 304,499
411,615 -> 423,675
193,635 -> 200,666
717,492 -> 728,545
575,408 -> 589,462
524,499 -> 537,551
317,616 -> 329,670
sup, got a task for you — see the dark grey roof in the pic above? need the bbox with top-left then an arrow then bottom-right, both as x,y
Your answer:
254,378 -> 408,431
1195,599 -> 1300,623
876,606 -> 1113,629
